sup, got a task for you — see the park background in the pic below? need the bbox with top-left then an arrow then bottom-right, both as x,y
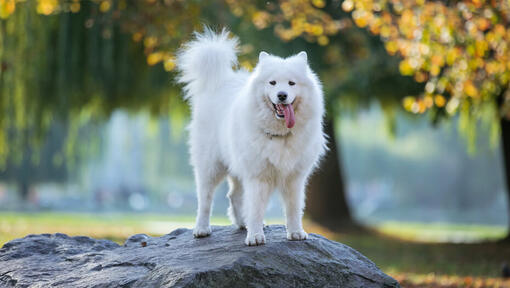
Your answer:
1,0 -> 510,287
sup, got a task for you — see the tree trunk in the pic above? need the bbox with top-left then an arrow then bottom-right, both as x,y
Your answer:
305,118 -> 358,230
499,117 -> 510,241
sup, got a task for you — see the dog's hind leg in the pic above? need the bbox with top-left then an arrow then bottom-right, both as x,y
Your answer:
193,164 -> 226,238
227,176 -> 245,229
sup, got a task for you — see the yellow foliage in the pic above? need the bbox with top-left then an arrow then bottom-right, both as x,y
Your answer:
430,65 -> 440,76
228,0 -> 341,46
434,95 -> 446,107
99,1 -> 111,13
252,11 -> 270,29
446,48 -> 459,65
464,81 -> 478,98
147,52 -> 163,66
70,2 -> 80,13
36,0 -> 59,15
423,95 -> 434,108
347,0 -> 509,116
317,35 -> 329,46
414,72 -> 427,83
240,60 -> 253,71
144,36 -> 158,48
417,100 -> 427,113
385,41 -> 398,55
311,0 -> 325,9
0,0 -> 15,19
352,9 -> 370,28
402,96 -> 415,112
399,60 -> 414,76
430,55 -> 444,67
380,25 -> 391,38
163,57 -> 176,72
310,25 -> 324,36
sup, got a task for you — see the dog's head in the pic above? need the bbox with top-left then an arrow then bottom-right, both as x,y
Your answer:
251,51 -> 322,130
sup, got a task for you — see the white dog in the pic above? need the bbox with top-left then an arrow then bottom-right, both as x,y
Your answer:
177,28 -> 326,246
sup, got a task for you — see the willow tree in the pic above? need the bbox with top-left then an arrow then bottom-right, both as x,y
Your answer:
0,0 -> 266,200
0,0 -> 195,199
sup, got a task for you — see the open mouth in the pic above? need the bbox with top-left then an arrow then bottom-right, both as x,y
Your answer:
271,100 -> 296,128
273,103 -> 287,119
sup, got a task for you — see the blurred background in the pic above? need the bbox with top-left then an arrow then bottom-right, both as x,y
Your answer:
1,0 -> 509,287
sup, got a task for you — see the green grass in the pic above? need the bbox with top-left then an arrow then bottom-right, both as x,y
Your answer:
0,212 -> 278,245
335,230 -> 509,277
375,221 -> 507,243
1,212 -> 509,287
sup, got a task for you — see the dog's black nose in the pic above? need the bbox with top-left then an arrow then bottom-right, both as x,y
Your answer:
277,91 -> 287,102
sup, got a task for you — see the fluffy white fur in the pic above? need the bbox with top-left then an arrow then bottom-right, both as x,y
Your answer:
177,28 -> 326,246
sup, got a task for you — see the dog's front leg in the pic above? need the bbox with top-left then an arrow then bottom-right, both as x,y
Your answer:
243,179 -> 272,246
282,176 -> 308,241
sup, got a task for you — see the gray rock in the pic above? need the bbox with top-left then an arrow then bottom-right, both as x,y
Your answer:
0,225 -> 399,288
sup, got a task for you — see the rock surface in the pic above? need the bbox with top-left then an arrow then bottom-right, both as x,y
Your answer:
0,225 -> 399,288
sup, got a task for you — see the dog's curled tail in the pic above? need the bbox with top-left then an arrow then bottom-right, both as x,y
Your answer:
176,27 -> 239,100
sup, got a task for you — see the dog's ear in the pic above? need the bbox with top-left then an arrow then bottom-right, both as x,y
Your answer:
297,51 -> 307,62
259,51 -> 269,62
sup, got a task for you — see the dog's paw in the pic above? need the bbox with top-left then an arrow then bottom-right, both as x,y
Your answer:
287,230 -> 308,241
193,226 -> 212,238
245,233 -> 266,246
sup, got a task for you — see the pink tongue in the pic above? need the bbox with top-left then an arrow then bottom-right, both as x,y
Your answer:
282,104 -> 295,128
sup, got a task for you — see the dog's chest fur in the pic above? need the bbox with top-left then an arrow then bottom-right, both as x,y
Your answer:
250,130 -> 315,179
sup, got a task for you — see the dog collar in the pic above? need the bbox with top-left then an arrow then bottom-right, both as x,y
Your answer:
264,130 -> 292,140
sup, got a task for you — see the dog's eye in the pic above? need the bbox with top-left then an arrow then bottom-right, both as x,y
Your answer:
289,81 -> 295,86
269,80 -> 276,85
